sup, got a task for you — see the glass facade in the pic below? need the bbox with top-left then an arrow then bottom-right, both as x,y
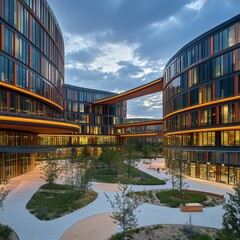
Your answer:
163,15 -> 240,185
64,84 -> 126,136
0,0 -> 64,111
0,0 -> 67,180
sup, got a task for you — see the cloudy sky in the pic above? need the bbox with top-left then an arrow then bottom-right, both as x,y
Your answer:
48,0 -> 240,119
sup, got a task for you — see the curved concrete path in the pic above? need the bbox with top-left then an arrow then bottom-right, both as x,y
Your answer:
0,158 -> 235,240
60,212 -> 117,240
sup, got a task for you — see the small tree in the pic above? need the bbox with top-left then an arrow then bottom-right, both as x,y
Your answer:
165,157 -> 179,190
99,144 -> 122,175
105,184 -> 142,238
64,148 -> 92,196
222,183 -> 240,239
0,183 -> 9,210
141,144 -> 152,160
40,159 -> 61,186
165,158 -> 189,198
124,139 -> 141,179
152,143 -> 163,160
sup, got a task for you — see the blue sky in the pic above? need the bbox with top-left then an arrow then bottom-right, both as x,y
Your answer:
48,0 -> 240,119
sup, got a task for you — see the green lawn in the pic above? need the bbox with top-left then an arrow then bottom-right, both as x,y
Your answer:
156,189 -> 207,208
88,162 -> 165,185
26,183 -> 98,220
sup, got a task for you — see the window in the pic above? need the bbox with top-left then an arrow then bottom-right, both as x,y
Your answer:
191,111 -> 198,127
16,65 -> 28,89
220,104 -> 235,124
0,55 -> 14,84
15,36 -> 29,65
190,88 -> 199,106
4,0 -> 17,27
31,48 -> 40,73
203,83 -> 212,103
237,49 -> 240,71
4,27 -> 14,56
0,89 -> 7,111
220,77 -> 234,98
238,23 -> 240,43
10,93 -> 18,112
19,3 -> 28,37
214,33 -> 219,53
212,56 -> 222,78
221,131 -> 236,146
228,25 -> 235,47
200,108 -> 215,126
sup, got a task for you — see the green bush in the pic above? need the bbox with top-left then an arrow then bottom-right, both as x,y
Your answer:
0,225 -> 12,240
156,189 -> 207,208
109,232 -> 125,240
193,233 -> 212,240
216,230 -> 235,240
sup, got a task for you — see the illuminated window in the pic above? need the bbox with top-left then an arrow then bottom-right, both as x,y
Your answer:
228,25 -> 235,47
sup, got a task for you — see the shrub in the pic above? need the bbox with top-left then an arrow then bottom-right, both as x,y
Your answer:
156,189 -> 207,208
0,225 -> 12,240
216,230 -> 235,240
193,233 -> 212,240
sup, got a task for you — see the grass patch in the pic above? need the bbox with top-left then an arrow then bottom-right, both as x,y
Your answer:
26,183 -> 98,220
88,162 -> 165,185
0,225 -> 14,240
156,189 -> 207,208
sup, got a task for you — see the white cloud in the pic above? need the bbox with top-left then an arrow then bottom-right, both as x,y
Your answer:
112,88 -> 126,94
126,114 -> 155,119
142,94 -> 163,110
64,33 -> 95,54
91,42 -> 139,73
151,16 -> 180,30
186,0 -> 206,11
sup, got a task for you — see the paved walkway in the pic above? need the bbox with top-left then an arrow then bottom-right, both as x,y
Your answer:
0,158 -> 235,240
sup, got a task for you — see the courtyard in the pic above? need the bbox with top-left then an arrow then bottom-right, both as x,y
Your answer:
0,158 -> 234,240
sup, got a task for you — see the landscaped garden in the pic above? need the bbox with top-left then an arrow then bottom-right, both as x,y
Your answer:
109,224 -> 223,240
128,189 -> 224,208
0,224 -> 19,240
88,161 -> 166,185
87,141 -> 166,185
110,183 -> 240,240
26,183 -> 98,220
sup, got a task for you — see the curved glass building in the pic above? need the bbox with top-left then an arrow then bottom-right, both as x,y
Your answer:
163,15 -> 240,185
0,0 -> 79,181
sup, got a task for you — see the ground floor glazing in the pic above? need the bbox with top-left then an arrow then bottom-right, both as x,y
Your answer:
0,152 -> 35,182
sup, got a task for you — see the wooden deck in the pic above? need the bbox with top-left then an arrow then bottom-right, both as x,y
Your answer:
60,212 -> 118,240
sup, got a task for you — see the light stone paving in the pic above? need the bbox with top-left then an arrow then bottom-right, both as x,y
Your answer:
0,158 -> 235,240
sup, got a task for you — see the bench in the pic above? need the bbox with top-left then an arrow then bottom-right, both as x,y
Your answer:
180,203 -> 203,212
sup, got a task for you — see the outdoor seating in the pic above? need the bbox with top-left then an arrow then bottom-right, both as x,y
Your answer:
180,203 -> 203,212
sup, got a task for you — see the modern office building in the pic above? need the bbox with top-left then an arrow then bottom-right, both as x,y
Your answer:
163,15 -> 240,185
38,84 -> 126,157
115,118 -> 163,144
0,0 -> 79,181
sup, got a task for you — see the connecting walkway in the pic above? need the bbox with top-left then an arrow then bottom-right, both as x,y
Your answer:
0,159 -> 234,240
